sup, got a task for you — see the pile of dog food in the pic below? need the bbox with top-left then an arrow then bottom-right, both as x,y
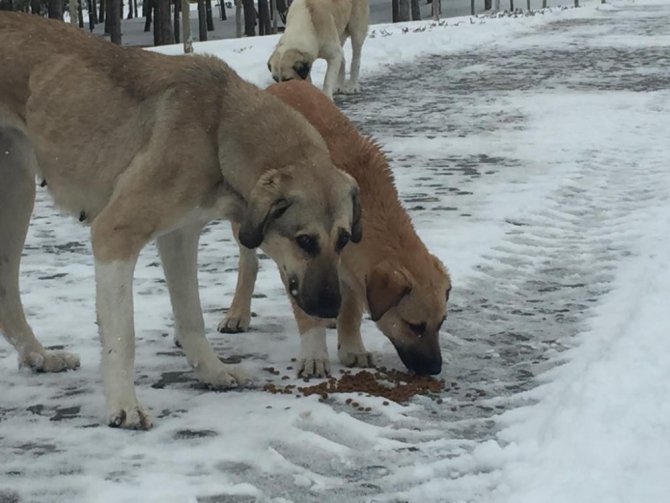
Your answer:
262,364 -> 446,406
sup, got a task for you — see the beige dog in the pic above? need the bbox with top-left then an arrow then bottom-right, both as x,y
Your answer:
0,13 -> 361,429
267,0 -> 369,99
219,81 -> 451,377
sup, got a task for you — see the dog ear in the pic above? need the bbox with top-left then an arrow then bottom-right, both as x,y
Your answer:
366,261 -> 413,321
350,186 -> 363,243
293,61 -> 312,80
238,170 -> 292,249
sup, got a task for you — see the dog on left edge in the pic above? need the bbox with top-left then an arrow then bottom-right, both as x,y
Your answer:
0,13 -> 361,429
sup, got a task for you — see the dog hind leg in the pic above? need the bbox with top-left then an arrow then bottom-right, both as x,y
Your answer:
0,125 -> 80,372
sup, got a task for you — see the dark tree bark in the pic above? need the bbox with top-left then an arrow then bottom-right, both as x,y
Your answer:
87,0 -> 95,29
173,0 -> 180,42
172,0 -> 181,44
205,0 -> 214,30
0,0 -> 14,11
126,0 -> 132,18
98,0 -> 104,23
104,0 -> 111,33
392,0 -> 398,22
77,0 -> 84,26
153,0 -> 175,45
108,0 -> 121,43
219,0 -> 226,20
197,0 -> 207,40
397,0 -> 409,21
258,0 -> 270,35
410,0 -> 420,20
48,0 -> 63,19
242,0 -> 255,36
30,0 -> 42,15
484,0 -> 492,9
143,0 -> 152,32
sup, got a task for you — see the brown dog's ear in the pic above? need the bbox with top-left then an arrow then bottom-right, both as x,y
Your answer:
293,61 -> 312,80
238,170 -> 292,249
350,186 -> 363,243
366,261 -> 413,321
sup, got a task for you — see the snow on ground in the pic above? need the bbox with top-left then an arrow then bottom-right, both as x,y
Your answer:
2,1 -> 670,502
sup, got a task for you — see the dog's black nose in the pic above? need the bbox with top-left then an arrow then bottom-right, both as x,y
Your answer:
303,289 -> 341,319
397,349 -> 443,376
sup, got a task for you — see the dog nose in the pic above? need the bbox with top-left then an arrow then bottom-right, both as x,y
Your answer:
304,288 -> 341,319
397,349 -> 443,376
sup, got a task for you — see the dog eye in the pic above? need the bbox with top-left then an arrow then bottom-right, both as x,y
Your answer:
407,322 -> 426,336
335,230 -> 350,252
295,234 -> 319,255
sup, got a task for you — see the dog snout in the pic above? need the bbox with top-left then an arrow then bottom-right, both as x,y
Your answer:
392,335 -> 443,375
272,75 -> 280,82
299,264 -> 341,319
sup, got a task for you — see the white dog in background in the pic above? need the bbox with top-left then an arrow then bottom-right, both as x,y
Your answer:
267,0 -> 369,99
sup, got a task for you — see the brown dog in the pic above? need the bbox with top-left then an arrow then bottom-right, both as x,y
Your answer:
0,13 -> 361,428
219,81 -> 451,376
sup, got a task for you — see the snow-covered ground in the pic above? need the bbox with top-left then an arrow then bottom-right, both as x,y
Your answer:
2,1 -> 670,502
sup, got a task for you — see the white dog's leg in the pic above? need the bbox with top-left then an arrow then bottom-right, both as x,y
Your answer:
335,55 -> 346,94
345,35 -> 364,94
157,223 -> 249,388
290,299 -> 330,377
322,50 -> 343,100
95,258 -> 152,429
218,223 -> 258,333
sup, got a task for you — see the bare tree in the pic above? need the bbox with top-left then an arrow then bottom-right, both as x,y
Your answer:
98,0 -> 104,24
270,0 -> 277,32
197,0 -> 207,40
205,0 -> 214,30
68,0 -> 77,24
392,0 -> 398,22
242,0 -> 255,36
173,0 -> 180,42
153,0 -> 175,45
48,0 -> 63,19
181,0 -> 193,53
144,0 -> 152,32
30,0 -> 42,15
107,0 -> 121,44
410,0 -> 420,20
87,0 -> 95,29
397,0 -> 409,22
235,0 -> 242,37
258,0 -> 270,34
431,0 -> 441,19
77,0 -> 84,26
485,0 -> 492,9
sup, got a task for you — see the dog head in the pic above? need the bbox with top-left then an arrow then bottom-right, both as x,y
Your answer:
239,161 -> 362,319
267,47 -> 314,83
366,254 -> 451,375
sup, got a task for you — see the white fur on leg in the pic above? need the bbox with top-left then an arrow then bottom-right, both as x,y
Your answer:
157,225 -> 249,389
298,326 -> 330,377
95,259 -> 152,429
322,51 -> 343,100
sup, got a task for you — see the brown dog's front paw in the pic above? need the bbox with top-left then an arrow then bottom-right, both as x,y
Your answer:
217,312 -> 251,333
338,348 -> 374,368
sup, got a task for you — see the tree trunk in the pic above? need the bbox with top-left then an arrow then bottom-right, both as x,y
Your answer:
181,0 -> 193,53
242,0 -> 255,36
392,0 -> 398,22
205,0 -> 214,30
78,0 -> 84,26
235,0 -> 242,37
258,0 -> 270,34
197,0 -> 207,40
0,0 -> 14,11
133,0 -> 137,17
153,0 -> 175,45
98,0 -> 104,23
484,0 -> 492,9
410,0 -> 420,20
127,0 -> 133,18
48,0 -> 63,19
30,0 -> 42,15
108,0 -> 121,43
270,0 -> 277,32
87,0 -> 95,29
397,0 -> 409,22
68,0 -> 77,23
435,0 -> 442,19
173,0 -> 180,43
143,0 -> 152,32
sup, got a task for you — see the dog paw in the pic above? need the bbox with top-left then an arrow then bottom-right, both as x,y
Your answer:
217,312 -> 251,333
298,357 -> 331,378
338,348 -> 373,368
341,81 -> 360,94
22,349 -> 80,373
197,363 -> 251,390
107,400 -> 152,430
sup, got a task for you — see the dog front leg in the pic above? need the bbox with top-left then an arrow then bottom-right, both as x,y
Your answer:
337,280 -> 372,367
322,50 -> 343,100
218,222 -> 258,333
344,35 -> 364,94
157,223 -> 249,388
289,298 -> 330,378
